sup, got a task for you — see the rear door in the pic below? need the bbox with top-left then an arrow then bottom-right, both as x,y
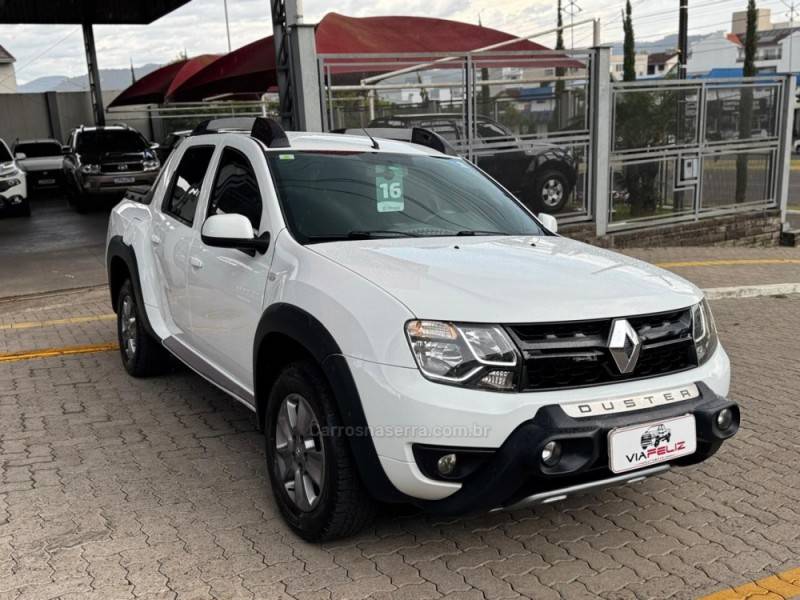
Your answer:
151,142 -> 216,335
186,139 -> 274,395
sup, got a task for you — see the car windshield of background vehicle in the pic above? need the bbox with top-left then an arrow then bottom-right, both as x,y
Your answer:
14,142 -> 62,158
76,131 -> 148,154
266,151 -> 544,243
0,143 -> 11,163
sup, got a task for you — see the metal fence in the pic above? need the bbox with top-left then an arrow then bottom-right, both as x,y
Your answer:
317,47 -> 794,236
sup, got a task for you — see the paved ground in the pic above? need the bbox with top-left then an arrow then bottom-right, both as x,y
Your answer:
1,258 -> 800,599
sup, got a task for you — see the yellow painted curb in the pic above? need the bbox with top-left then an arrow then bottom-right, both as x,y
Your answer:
0,342 -> 117,363
698,567 -> 800,599
0,313 -> 115,331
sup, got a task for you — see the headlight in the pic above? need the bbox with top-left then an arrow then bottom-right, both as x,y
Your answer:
143,159 -> 160,171
692,299 -> 718,365
405,320 -> 518,390
81,164 -> 101,174
0,178 -> 21,193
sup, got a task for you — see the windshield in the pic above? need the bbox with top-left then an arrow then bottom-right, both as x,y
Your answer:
0,142 -> 11,163
267,151 -> 544,243
14,142 -> 62,158
76,130 -> 148,154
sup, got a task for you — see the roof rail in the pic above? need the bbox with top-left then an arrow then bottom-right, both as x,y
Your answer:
334,127 -> 456,156
191,117 -> 290,148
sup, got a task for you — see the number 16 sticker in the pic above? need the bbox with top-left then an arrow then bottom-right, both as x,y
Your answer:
376,166 -> 404,213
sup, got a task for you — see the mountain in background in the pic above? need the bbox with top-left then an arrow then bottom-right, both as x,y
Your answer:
19,64 -> 161,93
608,31 -> 722,55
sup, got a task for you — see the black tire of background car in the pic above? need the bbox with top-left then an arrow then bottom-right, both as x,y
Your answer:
116,279 -> 171,377
532,168 -> 571,214
265,360 -> 376,541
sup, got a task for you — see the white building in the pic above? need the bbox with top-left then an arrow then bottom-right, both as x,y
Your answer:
609,51 -> 648,80
0,44 -> 16,93
687,34 -> 740,76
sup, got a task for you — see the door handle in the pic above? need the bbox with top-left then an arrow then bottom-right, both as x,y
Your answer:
190,257 -> 203,269
151,234 -> 161,246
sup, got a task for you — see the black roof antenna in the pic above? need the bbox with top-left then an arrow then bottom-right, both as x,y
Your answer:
362,128 -> 380,150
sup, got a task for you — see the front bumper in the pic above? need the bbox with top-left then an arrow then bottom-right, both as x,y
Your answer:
413,383 -> 738,515
0,175 -> 27,212
80,171 -> 158,195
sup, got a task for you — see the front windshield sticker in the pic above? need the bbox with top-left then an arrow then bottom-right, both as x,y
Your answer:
376,165 -> 404,213
279,154 -> 295,160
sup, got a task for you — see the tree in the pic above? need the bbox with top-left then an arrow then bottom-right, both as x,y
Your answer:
623,0 -> 636,82
736,0 -> 758,202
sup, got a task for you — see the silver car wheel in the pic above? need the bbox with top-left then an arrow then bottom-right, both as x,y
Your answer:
120,295 -> 137,360
275,393 -> 326,512
541,178 -> 565,208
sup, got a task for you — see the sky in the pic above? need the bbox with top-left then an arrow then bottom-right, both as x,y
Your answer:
1,0 -> 797,84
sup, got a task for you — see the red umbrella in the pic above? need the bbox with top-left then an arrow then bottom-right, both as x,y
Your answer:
109,54 -> 220,107
169,13 -> 580,102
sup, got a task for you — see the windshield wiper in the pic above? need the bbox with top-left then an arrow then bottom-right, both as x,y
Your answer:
455,230 -> 509,236
305,230 -> 420,243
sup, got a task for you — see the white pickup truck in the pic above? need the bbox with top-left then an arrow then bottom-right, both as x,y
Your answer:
106,118 -> 739,541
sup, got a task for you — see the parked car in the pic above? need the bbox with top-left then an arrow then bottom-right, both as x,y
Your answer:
368,114 -> 578,213
63,124 -> 160,213
106,117 -> 739,541
0,138 -> 29,217
13,138 -> 65,193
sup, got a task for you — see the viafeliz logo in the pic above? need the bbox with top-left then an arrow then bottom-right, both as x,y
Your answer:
625,423 -> 687,465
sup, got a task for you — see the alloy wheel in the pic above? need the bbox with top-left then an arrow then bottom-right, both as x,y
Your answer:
275,393 -> 326,512
541,178 -> 565,208
120,295 -> 138,360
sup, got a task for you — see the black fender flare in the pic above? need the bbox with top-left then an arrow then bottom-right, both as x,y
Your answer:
253,303 -> 409,503
106,235 -> 158,340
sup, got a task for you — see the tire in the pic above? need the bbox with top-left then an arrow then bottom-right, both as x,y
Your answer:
532,169 -> 571,214
17,201 -> 30,217
116,279 -> 169,377
265,360 -> 375,541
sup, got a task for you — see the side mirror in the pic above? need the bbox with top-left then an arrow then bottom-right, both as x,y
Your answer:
201,214 -> 270,254
538,212 -> 558,234
14,152 -> 26,160
62,145 -> 71,155
150,142 -> 160,150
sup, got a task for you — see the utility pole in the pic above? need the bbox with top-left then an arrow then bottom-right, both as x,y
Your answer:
678,0 -> 688,78
564,0 -> 582,49
224,0 -> 232,52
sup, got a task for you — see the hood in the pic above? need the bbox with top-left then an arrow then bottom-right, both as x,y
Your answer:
309,236 -> 702,323
18,156 -> 64,171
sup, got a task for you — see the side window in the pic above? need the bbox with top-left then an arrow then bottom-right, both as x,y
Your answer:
207,147 -> 263,232
163,145 -> 215,225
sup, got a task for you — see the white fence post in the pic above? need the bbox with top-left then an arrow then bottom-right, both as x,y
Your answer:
777,74 -> 796,231
592,46 -> 612,238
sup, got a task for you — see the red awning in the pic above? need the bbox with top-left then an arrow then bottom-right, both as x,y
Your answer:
109,54 -> 220,107
169,13 -> 580,102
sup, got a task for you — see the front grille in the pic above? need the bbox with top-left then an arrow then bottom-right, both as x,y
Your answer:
506,308 -> 697,391
102,161 -> 143,173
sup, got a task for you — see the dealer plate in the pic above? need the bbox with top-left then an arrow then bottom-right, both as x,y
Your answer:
608,414 -> 696,474
113,176 -> 135,184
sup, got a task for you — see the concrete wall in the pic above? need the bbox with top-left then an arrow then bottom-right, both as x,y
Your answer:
0,89 -> 155,146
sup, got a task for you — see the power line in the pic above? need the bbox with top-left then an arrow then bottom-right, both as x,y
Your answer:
0,26 -> 81,86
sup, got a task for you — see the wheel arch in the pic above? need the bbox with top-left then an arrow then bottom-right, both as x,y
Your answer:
106,235 -> 158,340
253,303 -> 409,503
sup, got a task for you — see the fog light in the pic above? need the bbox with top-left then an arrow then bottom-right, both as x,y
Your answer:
541,441 -> 562,467
716,408 -> 733,431
479,370 -> 515,390
9,195 -> 22,205
437,453 -> 457,476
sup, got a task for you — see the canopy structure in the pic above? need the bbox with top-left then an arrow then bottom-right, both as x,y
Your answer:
0,1 -> 191,24
168,12 -> 578,103
109,55 -> 219,107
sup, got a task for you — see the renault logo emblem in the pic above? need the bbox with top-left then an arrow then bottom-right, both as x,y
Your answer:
608,319 -> 641,374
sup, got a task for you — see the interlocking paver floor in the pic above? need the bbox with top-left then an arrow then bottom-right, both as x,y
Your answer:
1,282 -> 799,599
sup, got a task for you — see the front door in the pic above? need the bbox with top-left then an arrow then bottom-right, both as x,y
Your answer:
186,142 -> 273,395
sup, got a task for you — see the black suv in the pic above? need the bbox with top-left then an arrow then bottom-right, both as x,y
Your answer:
369,114 -> 578,213
63,125 -> 160,212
